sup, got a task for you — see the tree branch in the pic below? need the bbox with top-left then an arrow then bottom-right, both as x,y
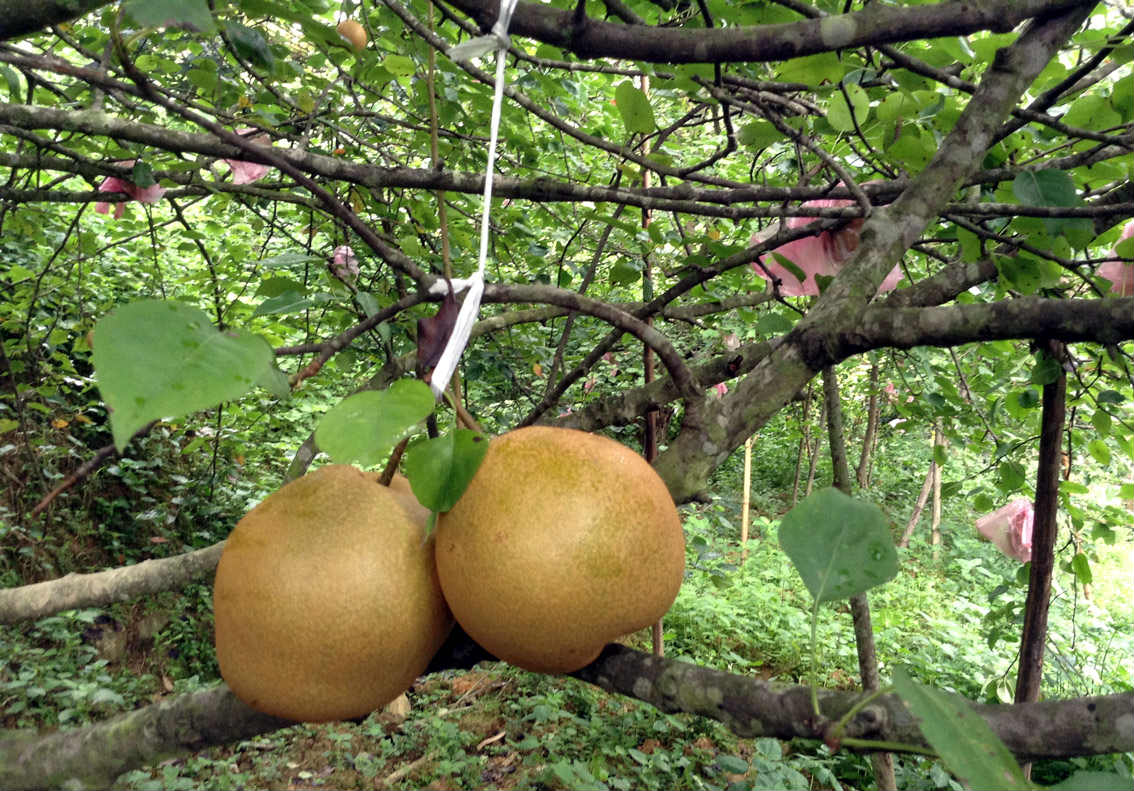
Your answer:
442,0 -> 1094,64
2,640 -> 1129,790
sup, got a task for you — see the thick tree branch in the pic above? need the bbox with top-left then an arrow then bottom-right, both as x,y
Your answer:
839,298 -> 1134,357
652,3 -> 1094,502
442,0 -> 1093,64
2,640 -> 1129,790
0,0 -> 111,41
0,543 -> 225,625
3,105 -> 1128,223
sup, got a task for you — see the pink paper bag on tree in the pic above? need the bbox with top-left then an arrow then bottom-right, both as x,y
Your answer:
974,499 -> 1034,562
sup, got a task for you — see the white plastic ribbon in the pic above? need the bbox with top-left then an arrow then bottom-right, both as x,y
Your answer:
429,0 -> 520,399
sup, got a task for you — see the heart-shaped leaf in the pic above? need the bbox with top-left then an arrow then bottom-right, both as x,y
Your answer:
403,429 -> 489,514
778,487 -> 898,603
93,300 -> 274,451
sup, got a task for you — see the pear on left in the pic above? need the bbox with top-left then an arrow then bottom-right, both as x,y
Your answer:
214,465 -> 451,722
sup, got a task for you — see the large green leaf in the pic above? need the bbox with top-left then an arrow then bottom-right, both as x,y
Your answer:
892,667 -> 1028,791
403,429 -> 489,514
314,379 -> 434,467
614,81 -> 657,135
827,84 -> 869,132
124,0 -> 216,33
778,488 -> 898,603
93,300 -> 274,450
1012,170 -> 1079,207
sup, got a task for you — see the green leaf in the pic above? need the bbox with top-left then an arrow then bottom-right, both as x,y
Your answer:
1012,170 -> 1079,207
614,81 -> 657,135
737,120 -> 781,149
223,21 -> 275,72
383,55 -> 416,79
1029,353 -> 1062,386
778,488 -> 898,603
932,444 -> 948,467
1097,389 -> 1125,405
404,429 -> 489,513
972,492 -> 994,512
827,84 -> 869,133
1048,771 -> 1133,791
123,0 -> 216,33
256,277 -> 305,297
93,300 -> 274,450
776,52 -> 843,86
0,64 -> 21,97
716,755 -> 749,774
892,667 -> 1028,790
875,91 -> 919,123
1091,410 -> 1112,437
130,161 -> 156,189
609,259 -> 641,286
356,292 -> 381,318
996,461 -> 1026,492
254,291 -> 333,315
1058,480 -> 1089,496
314,379 -> 434,467
1087,439 -> 1111,466
1070,553 -> 1093,585
0,418 -> 19,434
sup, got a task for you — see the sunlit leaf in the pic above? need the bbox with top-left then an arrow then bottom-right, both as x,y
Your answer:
314,379 -> 434,467
614,81 -> 657,135
93,300 -> 274,450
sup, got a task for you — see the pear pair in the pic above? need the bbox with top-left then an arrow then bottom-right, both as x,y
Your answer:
214,427 -> 684,722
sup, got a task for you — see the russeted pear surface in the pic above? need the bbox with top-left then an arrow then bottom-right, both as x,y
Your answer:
435,426 -> 685,673
213,465 -> 452,722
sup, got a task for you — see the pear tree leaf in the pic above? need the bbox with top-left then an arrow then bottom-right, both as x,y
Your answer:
778,487 -> 898,603
827,83 -> 869,132
738,120 -> 781,148
1012,170 -> 1079,207
404,429 -> 489,513
223,21 -> 275,72
123,0 -> 216,32
93,300 -> 274,451
314,379 -> 434,467
1087,439 -> 1111,466
614,81 -> 657,135
892,667 -> 1028,791
776,52 -> 843,85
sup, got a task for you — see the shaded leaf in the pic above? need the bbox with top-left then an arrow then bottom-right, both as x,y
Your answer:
404,429 -> 489,513
778,488 -> 898,603
892,667 -> 1028,791
124,0 -> 216,32
417,284 -> 460,372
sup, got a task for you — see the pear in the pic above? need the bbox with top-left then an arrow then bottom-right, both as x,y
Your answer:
214,465 -> 451,721
435,426 -> 684,673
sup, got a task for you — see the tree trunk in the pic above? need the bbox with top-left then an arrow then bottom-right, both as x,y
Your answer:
821,366 -> 897,791
931,422 -> 943,561
791,391 -> 812,506
855,359 -> 881,488
899,458 -> 935,548
741,434 -> 753,564
1015,343 -> 1067,778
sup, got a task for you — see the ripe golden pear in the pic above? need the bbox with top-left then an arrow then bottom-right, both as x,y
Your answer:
214,465 -> 451,722
435,426 -> 685,673
337,19 -> 367,50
